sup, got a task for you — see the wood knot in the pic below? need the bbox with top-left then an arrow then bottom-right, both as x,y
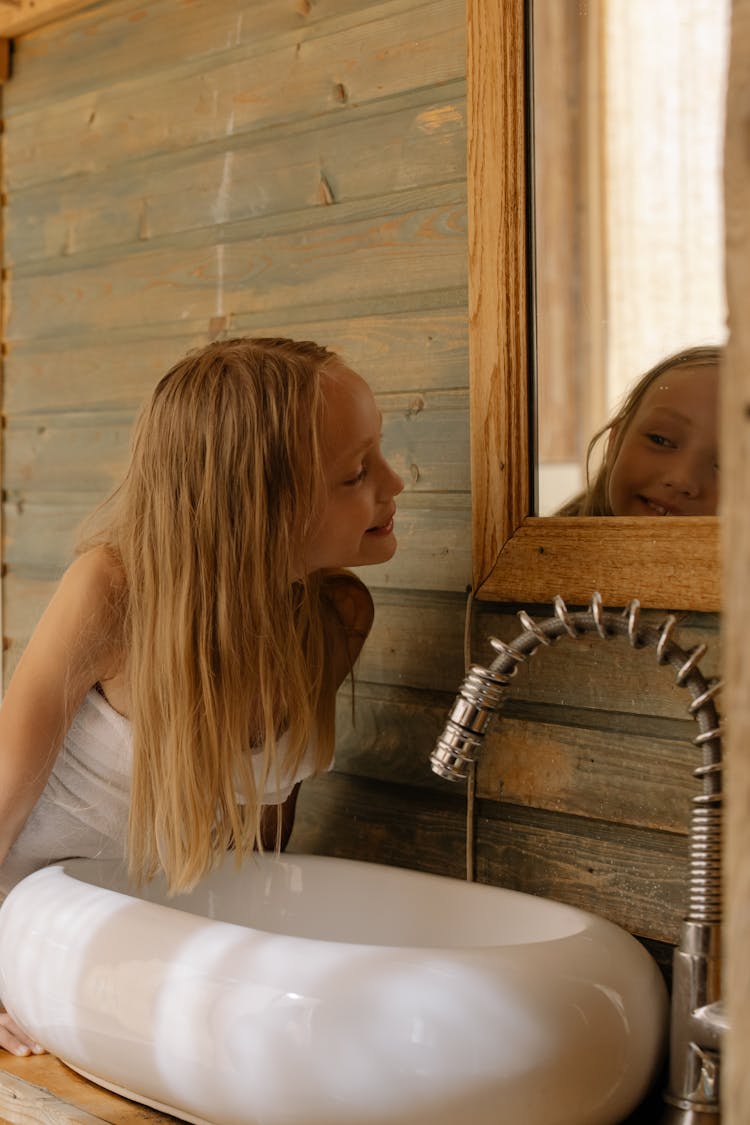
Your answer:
318,173 -> 335,205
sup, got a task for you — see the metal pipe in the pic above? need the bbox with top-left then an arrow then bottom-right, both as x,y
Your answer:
430,593 -> 725,1121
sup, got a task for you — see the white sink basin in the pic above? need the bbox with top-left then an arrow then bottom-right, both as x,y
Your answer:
0,854 -> 667,1125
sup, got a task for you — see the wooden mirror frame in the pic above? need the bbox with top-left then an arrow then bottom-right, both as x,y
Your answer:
467,0 -> 720,611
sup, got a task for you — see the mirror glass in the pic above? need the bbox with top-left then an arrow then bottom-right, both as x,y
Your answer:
532,0 -> 730,517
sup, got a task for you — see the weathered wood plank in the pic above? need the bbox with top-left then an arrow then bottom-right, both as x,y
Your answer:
5,1 -> 465,188
472,604 -> 721,719
357,494 -> 472,593
477,715 -> 696,834
335,681 -> 464,794
475,803 -> 687,944
4,303 -> 469,415
2,500 -> 92,579
7,0 -> 385,103
9,177 -> 466,286
289,770 -> 469,881
337,682 -> 701,837
479,516 -> 721,614
335,674 -> 703,848
3,389 -> 469,497
0,1053 -> 176,1124
3,412 -> 134,496
6,191 -> 467,342
384,389 -> 469,492
355,589 -> 469,691
0,0 -> 93,39
0,1067 -> 112,1125
2,493 -> 472,591
6,84 -> 466,266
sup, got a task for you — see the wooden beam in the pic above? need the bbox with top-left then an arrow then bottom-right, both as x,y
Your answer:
0,0 -> 95,38
723,2 -> 750,1121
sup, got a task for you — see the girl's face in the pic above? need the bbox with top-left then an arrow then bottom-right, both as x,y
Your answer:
607,364 -> 719,517
304,364 -> 404,573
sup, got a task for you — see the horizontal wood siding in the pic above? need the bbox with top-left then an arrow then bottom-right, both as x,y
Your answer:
2,0 -> 470,592
290,601 -> 720,947
1,0 -> 721,968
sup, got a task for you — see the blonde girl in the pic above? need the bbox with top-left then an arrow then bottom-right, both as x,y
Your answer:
0,337 -> 404,1055
557,346 -> 720,517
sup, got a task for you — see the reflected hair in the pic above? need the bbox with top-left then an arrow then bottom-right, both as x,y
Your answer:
83,337 -> 341,893
556,345 -> 722,517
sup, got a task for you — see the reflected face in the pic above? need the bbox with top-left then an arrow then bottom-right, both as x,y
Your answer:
607,364 -> 719,517
304,363 -> 404,572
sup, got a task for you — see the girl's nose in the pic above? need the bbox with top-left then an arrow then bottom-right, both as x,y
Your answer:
664,457 -> 705,497
379,458 -> 404,499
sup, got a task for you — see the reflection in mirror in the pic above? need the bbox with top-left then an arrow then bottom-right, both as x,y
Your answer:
555,346 -> 720,516
532,0 -> 730,516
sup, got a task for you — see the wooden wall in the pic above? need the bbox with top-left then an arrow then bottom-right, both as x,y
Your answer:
1,0 -> 470,656
1,0 -> 720,985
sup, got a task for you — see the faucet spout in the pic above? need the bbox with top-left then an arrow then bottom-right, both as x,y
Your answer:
431,593 -> 725,1122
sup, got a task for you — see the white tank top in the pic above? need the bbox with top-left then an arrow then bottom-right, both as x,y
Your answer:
0,688 -> 319,904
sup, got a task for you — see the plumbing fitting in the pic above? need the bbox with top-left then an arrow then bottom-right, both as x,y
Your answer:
431,593 -> 724,1122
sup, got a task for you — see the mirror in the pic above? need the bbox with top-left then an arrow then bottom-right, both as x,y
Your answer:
466,0 -> 721,609
533,0 -> 728,518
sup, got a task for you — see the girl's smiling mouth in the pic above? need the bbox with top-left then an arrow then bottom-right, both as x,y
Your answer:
366,515 -> 395,536
639,495 -> 682,516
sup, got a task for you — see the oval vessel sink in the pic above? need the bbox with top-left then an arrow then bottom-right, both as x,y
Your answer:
0,854 -> 667,1125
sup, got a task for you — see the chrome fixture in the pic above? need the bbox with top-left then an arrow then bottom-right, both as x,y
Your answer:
431,593 -> 724,1123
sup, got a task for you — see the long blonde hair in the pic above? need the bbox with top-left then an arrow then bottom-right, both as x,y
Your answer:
87,337 -> 341,892
556,345 -> 722,516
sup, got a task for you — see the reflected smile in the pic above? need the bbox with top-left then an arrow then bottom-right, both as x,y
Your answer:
638,496 -> 680,516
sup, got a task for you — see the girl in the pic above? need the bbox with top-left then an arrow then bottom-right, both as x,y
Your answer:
0,336 -> 404,1056
556,346 -> 720,517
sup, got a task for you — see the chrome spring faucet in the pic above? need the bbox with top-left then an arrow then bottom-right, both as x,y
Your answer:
431,593 -> 724,1123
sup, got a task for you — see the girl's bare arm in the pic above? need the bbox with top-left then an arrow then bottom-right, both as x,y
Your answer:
0,549 -> 124,866
0,550 -> 125,1055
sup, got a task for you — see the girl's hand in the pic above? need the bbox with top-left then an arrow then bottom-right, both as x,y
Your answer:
0,1011 -> 45,1056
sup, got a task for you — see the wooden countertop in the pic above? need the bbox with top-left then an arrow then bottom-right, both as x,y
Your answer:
0,1053 -> 180,1124
0,1050 -> 666,1124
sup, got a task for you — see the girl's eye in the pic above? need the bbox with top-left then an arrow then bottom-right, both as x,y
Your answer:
343,466 -> 367,486
646,432 -> 674,448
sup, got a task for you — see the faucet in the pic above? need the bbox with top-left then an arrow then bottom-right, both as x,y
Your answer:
431,593 -> 724,1123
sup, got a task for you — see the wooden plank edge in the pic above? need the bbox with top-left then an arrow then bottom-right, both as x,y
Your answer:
476,516 -> 720,611
0,2 -> 97,39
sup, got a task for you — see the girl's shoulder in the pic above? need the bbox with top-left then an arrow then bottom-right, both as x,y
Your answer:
317,570 -> 374,688
54,547 -> 128,657
318,568 -> 374,639
63,546 -> 128,612
0,549 -> 129,733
